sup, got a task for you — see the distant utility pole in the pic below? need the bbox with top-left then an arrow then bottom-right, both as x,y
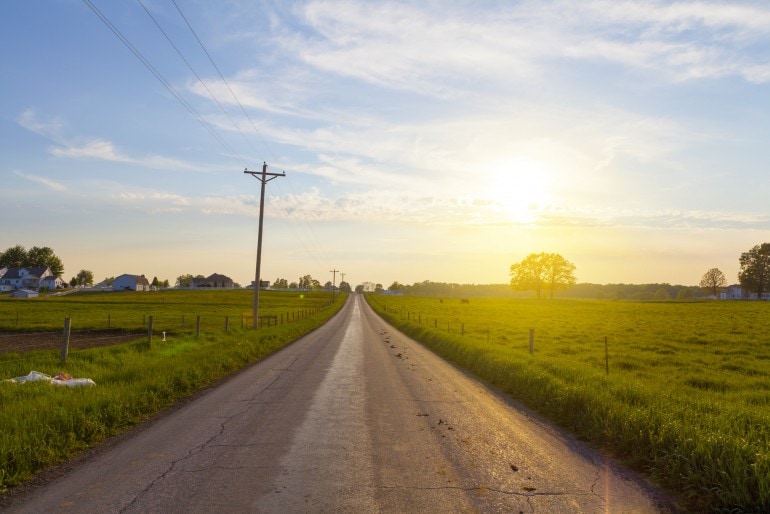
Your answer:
330,269 -> 339,302
245,163 -> 285,328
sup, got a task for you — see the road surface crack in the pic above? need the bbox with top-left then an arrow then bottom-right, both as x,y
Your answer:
121,368 -> 292,511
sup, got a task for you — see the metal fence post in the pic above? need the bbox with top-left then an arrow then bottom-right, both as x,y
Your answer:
196,315 -> 201,339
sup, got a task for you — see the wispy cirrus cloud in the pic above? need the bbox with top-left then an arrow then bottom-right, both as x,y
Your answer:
49,139 -> 213,172
17,110 -> 214,172
16,109 -> 66,144
277,0 -> 770,92
12,170 -> 67,192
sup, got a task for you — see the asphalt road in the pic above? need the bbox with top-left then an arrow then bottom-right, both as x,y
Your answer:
4,294 -> 675,513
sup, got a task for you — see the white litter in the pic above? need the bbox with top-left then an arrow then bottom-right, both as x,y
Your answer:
5,371 -> 96,387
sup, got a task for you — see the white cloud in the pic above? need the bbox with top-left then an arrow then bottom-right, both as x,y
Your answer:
16,109 -> 66,144
49,139 -> 214,172
272,0 -> 770,91
12,170 -> 67,192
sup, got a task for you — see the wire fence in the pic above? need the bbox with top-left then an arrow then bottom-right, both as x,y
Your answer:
0,301 -> 335,360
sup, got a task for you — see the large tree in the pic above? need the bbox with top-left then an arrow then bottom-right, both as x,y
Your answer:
699,267 -> 726,297
739,243 -> 770,298
176,274 -> 194,288
0,244 -> 64,277
298,275 -> 314,289
76,269 -> 94,286
510,252 -> 576,299
0,244 -> 27,268
26,246 -> 64,276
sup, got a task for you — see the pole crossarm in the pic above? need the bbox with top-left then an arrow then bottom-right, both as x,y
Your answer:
245,162 -> 285,328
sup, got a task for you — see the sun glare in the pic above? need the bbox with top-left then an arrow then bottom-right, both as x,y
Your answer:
482,157 -> 551,224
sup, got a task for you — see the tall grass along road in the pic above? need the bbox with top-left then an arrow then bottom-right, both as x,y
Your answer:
3,294 -> 673,512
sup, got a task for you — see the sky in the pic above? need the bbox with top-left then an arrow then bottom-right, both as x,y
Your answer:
2,0 -> 770,288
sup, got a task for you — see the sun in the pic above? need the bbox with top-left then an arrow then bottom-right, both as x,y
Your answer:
481,157 -> 552,223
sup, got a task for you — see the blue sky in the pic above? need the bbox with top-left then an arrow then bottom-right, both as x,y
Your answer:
2,0 -> 769,288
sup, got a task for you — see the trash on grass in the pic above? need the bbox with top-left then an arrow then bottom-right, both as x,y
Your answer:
4,370 -> 96,387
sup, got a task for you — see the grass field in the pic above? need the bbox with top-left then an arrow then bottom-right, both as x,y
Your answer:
0,289 -> 346,493
0,288 -> 337,332
366,294 -> 770,513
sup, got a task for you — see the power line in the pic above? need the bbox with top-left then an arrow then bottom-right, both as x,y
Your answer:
171,0 -> 275,163
170,1 -> 334,270
82,0 -> 242,162
87,0 -> 338,279
137,0 -> 256,166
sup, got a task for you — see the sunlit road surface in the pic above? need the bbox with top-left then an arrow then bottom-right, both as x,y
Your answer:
5,294 -> 675,513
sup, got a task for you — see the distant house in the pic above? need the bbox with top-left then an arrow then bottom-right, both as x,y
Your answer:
191,273 -> 235,289
39,275 -> 64,290
719,285 -> 770,300
113,274 -> 151,291
0,267 -> 53,291
10,289 -> 39,298
720,285 -> 744,299
0,267 -> 9,292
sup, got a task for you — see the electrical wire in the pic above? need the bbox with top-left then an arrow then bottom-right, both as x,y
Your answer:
82,0 -> 245,164
169,1 -> 335,270
137,0 -> 261,166
85,0 -> 339,280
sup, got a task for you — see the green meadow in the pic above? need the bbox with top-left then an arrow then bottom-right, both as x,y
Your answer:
0,290 -> 346,494
366,295 -> 770,513
0,288 -> 338,332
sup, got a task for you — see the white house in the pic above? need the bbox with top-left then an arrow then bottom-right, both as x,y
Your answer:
39,275 -> 64,290
720,285 -> 744,299
0,267 -> 10,292
720,285 -> 770,300
113,274 -> 151,291
0,267 -> 53,291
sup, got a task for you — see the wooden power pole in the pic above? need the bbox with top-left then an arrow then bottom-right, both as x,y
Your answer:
245,163 -> 285,328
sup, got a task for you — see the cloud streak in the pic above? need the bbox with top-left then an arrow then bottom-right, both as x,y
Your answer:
12,170 -> 67,192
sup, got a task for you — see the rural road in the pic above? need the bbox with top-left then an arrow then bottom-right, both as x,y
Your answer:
4,294 -> 674,513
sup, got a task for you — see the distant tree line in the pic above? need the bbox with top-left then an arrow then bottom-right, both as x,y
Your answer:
378,244 -> 765,300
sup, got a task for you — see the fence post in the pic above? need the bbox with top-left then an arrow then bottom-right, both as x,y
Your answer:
148,315 -> 153,346
225,315 -> 229,333
196,316 -> 201,339
529,328 -> 534,354
60,317 -> 71,364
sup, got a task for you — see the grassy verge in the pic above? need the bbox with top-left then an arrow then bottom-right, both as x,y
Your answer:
365,294 -> 770,513
0,292 -> 347,494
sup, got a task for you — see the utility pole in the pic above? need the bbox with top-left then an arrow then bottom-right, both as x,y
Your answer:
245,163 -> 285,328
340,272 -> 346,290
330,268 -> 339,302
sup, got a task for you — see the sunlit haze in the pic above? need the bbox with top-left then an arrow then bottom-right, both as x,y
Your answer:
2,1 -> 769,288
